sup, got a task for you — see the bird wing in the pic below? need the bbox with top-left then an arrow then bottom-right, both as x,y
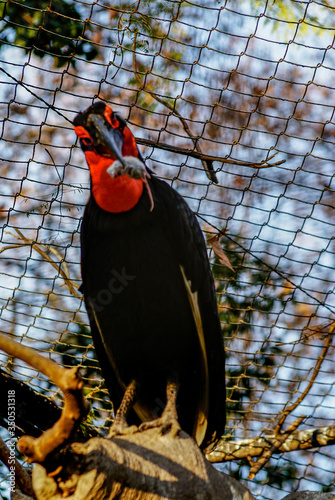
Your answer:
179,264 -> 209,446
153,178 -> 226,451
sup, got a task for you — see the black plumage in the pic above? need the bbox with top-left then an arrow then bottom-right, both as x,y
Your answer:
75,103 -> 226,452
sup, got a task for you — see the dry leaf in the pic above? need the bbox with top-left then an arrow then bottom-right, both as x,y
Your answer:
207,234 -> 234,272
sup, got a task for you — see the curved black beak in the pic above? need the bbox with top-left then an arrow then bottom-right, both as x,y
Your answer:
87,114 -> 126,168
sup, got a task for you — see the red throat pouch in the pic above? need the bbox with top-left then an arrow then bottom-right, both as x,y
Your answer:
75,125 -> 143,213
93,171 -> 144,213
83,151 -> 143,212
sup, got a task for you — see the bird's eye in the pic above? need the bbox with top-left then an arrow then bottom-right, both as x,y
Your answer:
111,114 -> 120,129
81,137 -> 93,146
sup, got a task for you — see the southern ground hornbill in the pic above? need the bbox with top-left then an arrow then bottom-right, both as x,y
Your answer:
74,102 -> 226,452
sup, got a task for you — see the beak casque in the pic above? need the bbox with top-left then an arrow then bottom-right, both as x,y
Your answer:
86,113 -> 126,168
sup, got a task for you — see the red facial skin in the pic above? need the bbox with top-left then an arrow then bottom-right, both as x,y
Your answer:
74,110 -> 143,213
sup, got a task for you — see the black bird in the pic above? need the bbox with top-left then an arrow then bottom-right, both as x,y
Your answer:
74,102 -> 225,452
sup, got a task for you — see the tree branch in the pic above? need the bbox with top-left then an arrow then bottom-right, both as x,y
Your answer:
247,416 -> 305,480
208,424 -> 335,463
135,136 -> 286,169
243,330 -> 333,478
0,333 -> 90,464
131,34 -> 285,177
0,337 -> 256,498
0,368 -> 61,437
132,32 -> 219,183
31,429 -> 256,500
276,330 -> 333,433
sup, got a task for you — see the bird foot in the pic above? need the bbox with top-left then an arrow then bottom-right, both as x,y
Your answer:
108,380 -> 138,439
139,411 -> 181,438
108,419 -> 138,439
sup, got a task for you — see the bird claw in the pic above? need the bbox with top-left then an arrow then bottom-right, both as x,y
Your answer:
108,420 -> 138,439
140,413 -> 181,438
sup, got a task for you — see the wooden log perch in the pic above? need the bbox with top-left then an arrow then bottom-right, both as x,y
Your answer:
31,428 -> 255,500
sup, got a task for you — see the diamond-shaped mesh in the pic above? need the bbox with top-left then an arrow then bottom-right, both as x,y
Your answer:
0,1 -> 335,498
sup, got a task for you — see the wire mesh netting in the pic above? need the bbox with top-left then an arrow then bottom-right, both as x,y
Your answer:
0,0 -> 335,498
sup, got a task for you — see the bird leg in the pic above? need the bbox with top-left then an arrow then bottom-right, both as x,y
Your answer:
140,380 -> 181,437
108,380 -> 138,438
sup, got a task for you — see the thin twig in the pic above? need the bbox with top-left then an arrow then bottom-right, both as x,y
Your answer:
132,33 -> 285,174
301,318 -> 335,340
248,415 -> 306,479
1,62 -> 285,172
135,136 -> 286,169
244,329 -> 333,478
1,229 -> 81,299
275,330 -> 333,434
132,32 -> 218,183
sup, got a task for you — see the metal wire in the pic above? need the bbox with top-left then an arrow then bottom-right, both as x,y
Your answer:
0,0 -> 335,497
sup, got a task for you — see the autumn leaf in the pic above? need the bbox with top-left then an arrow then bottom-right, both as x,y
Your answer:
207,234 -> 234,272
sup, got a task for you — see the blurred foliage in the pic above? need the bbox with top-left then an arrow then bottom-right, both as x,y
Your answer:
212,237 -> 287,420
117,0 -> 187,110
0,0 -> 98,67
213,237 -> 288,338
254,0 -> 335,36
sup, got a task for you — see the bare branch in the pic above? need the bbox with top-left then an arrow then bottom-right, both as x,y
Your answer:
237,330 -> 334,478
132,33 -> 219,183
208,327 -> 334,478
275,331 -> 333,434
31,428 -> 256,500
208,424 -> 335,464
1,228 -> 81,299
135,136 -> 286,169
247,415 -> 306,479
0,333 -> 90,464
